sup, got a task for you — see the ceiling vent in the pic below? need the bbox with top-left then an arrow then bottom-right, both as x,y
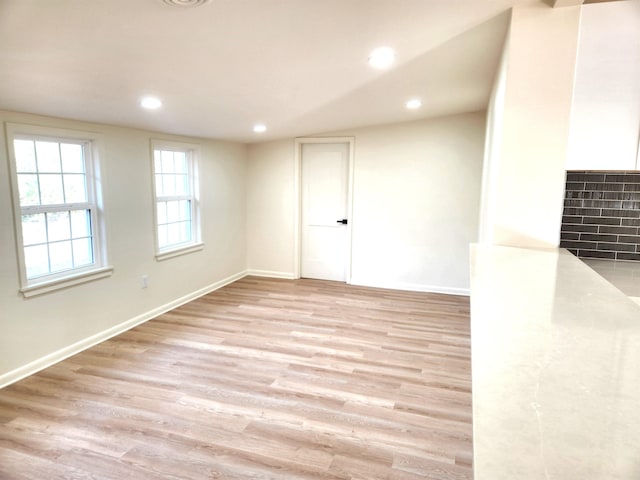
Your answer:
161,0 -> 210,7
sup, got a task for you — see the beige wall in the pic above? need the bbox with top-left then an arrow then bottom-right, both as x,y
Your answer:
246,139 -> 297,278
478,30 -> 509,245
479,3 -> 581,248
0,110 -> 247,385
247,112 -> 486,294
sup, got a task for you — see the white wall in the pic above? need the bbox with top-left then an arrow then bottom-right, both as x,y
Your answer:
0,110 -> 247,385
479,3 -> 581,248
247,112 -> 486,294
567,0 -> 640,170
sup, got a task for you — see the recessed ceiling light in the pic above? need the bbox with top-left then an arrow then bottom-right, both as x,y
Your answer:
368,47 -> 395,69
406,99 -> 422,110
140,96 -> 162,110
253,124 -> 267,133
161,0 -> 210,7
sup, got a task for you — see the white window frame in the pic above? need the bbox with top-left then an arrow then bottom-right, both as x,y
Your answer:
150,139 -> 203,261
5,123 -> 112,298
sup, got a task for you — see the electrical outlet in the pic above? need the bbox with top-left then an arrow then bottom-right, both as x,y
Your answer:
141,275 -> 148,289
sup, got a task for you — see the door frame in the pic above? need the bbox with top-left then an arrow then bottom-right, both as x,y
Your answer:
294,137 -> 355,282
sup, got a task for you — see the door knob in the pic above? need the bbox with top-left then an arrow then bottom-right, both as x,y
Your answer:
336,219 -> 348,225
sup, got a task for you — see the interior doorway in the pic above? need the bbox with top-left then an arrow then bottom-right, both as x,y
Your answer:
295,138 -> 354,282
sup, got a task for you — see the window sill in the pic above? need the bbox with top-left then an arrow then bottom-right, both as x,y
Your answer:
155,243 -> 204,262
20,266 -> 114,298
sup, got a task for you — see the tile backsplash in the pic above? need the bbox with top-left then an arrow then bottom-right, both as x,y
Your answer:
561,171 -> 640,261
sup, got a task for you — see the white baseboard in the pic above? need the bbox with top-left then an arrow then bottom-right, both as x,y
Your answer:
246,269 -> 297,280
0,270 -> 248,389
349,277 -> 470,296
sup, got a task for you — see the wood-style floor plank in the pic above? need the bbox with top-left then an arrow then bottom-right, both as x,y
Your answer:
0,277 -> 472,479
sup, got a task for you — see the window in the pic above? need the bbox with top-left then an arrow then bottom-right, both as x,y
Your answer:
151,140 -> 202,260
6,124 -> 111,297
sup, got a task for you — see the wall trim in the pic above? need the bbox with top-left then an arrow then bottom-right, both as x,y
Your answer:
246,269 -> 297,279
349,277 -> 470,297
0,270 -> 248,389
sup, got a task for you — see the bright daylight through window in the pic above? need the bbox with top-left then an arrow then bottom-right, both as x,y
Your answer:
15,139 -> 93,277
152,141 -> 201,258
7,124 -> 110,296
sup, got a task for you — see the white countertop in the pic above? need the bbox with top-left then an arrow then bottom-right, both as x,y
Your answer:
470,245 -> 640,480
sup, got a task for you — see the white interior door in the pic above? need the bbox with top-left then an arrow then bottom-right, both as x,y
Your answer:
301,142 -> 349,281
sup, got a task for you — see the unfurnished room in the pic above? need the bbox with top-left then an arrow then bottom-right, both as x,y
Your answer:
0,0 -> 639,479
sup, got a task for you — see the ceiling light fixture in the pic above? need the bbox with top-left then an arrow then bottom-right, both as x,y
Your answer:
253,124 -> 267,133
406,99 -> 422,110
140,96 -> 162,110
368,47 -> 396,69
161,0 -> 210,7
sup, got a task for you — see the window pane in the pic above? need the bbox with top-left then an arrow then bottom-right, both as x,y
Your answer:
175,174 -> 189,195
39,174 -> 64,205
60,143 -> 84,173
179,221 -> 191,242
157,201 -> 167,225
72,238 -> 93,266
14,140 -> 37,172
35,141 -> 61,173
174,152 -> 187,174
155,174 -> 164,197
47,211 -> 71,242
167,223 -> 181,245
166,200 -> 180,223
158,224 -> 168,248
63,174 -> 87,203
152,144 -> 197,252
49,241 -> 73,273
161,151 -> 174,173
179,200 -> 191,221
21,214 -> 47,246
24,244 -> 49,278
11,130 -> 102,285
162,174 -> 176,196
70,210 -> 91,238
17,174 -> 40,206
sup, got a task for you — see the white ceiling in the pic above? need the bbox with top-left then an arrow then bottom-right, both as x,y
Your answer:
0,0 -> 540,143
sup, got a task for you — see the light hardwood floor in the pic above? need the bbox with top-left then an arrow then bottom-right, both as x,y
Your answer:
0,277 -> 472,480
